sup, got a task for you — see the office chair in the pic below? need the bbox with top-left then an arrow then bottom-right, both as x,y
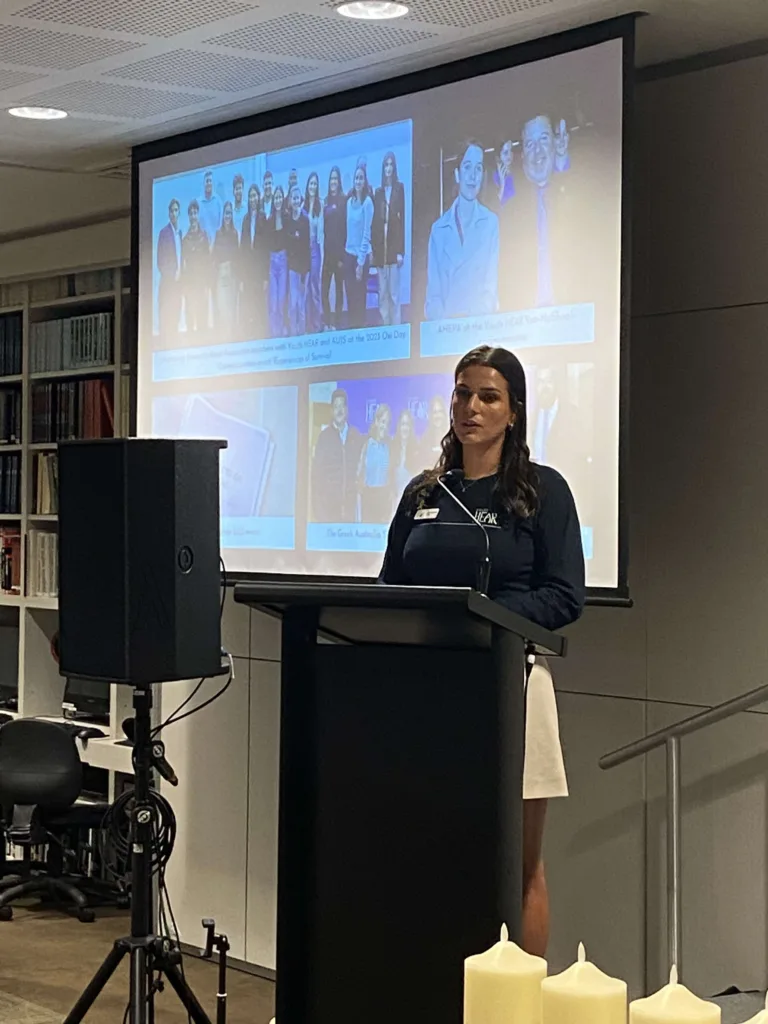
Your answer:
0,718 -> 110,922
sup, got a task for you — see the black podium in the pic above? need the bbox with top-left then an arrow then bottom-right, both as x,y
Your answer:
234,582 -> 566,1024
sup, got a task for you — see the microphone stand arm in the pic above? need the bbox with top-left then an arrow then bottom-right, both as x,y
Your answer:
436,476 -> 492,595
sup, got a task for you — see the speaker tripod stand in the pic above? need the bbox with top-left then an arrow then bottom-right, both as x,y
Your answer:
64,684 -> 226,1024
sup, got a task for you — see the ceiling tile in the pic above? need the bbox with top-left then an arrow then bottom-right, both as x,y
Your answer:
12,0 -> 261,38
205,10 -> 436,63
16,79 -> 214,119
322,0 -> 558,28
109,48 -> 311,93
0,23 -> 140,70
0,66 -> 44,90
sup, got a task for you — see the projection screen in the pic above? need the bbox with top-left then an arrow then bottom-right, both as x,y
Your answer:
135,19 -> 632,594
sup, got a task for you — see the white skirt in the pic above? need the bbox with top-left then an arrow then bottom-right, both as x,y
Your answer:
523,658 -> 568,800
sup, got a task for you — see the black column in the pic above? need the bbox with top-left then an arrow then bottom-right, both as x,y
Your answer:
275,606 -> 319,1024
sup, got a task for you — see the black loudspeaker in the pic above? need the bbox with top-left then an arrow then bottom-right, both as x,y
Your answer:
58,438 -> 226,685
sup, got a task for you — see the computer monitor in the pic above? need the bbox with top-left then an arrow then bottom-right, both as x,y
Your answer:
63,676 -> 110,723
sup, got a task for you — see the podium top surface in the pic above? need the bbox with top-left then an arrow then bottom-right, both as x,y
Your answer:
234,581 -> 566,658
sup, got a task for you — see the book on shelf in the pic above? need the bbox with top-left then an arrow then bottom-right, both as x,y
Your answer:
27,527 -> 58,598
29,269 -> 114,303
0,313 -> 22,377
30,312 -> 113,373
0,527 -> 20,595
33,452 -> 58,515
120,374 -> 131,437
31,378 -> 114,444
0,454 -> 20,514
0,389 -> 21,444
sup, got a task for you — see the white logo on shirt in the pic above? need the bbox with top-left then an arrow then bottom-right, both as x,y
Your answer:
474,509 -> 498,526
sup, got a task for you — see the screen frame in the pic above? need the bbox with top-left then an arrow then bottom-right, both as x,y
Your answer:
131,13 -> 636,604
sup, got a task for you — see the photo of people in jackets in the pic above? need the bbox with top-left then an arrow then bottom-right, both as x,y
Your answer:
150,120 -> 413,349
411,45 -> 622,364
306,373 -> 455,551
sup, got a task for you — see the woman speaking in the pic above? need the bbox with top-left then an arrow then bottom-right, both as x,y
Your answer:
379,344 -> 585,956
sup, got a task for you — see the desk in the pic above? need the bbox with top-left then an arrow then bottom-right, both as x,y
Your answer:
43,720 -> 134,775
1,715 -> 135,775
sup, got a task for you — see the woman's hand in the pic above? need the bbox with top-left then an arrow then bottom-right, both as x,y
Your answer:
396,254 -> 404,268
356,264 -> 363,282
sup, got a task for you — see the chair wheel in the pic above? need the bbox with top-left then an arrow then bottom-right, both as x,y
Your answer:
77,908 -> 95,923
0,906 -> 13,921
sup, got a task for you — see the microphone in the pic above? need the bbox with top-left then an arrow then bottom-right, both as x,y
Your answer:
437,469 -> 492,595
122,718 -> 179,787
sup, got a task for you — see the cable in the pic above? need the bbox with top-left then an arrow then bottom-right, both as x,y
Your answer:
154,654 -> 234,736
103,786 -> 176,877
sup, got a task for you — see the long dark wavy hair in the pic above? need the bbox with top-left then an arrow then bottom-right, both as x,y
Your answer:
420,346 -> 539,518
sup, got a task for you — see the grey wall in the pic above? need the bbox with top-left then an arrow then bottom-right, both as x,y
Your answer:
546,50 -> 768,997
224,49 -> 768,996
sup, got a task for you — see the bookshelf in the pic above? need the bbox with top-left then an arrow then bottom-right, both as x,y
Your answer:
0,264 -> 132,763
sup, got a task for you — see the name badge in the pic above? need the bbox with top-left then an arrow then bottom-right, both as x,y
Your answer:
415,508 -> 440,521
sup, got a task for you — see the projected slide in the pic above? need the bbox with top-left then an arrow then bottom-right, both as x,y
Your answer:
152,385 -> 298,550
138,33 -> 625,587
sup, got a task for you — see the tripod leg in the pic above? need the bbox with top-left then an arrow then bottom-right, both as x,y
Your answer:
64,942 -> 128,1024
130,947 -> 150,1024
163,963 -> 214,1024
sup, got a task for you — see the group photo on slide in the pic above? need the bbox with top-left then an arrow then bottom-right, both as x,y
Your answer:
151,119 -> 413,350
307,373 -> 453,532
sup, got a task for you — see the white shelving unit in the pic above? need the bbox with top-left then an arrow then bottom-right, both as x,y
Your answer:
0,264 -> 132,763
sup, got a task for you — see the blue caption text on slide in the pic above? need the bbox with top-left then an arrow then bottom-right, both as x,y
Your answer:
420,303 -> 595,357
306,522 -> 389,554
221,516 -> 295,551
153,325 -> 411,383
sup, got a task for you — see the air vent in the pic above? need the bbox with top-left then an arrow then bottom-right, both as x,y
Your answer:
13,0 -> 260,38
0,23 -> 139,70
110,49 -> 310,93
18,80 -> 212,120
205,11 -> 435,63
92,158 -> 132,180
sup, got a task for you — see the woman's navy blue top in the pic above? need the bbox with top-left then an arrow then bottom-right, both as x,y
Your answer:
379,465 -> 585,631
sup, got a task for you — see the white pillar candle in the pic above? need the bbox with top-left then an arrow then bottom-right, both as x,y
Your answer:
542,943 -> 627,1024
464,924 -> 547,1024
743,994 -> 768,1024
630,967 -> 720,1024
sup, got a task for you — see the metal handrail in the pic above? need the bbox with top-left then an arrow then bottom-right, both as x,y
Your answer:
600,680 -> 768,770
599,678 -> 768,983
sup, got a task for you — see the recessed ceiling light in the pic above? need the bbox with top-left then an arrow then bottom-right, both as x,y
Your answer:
336,1 -> 409,19
8,106 -> 67,120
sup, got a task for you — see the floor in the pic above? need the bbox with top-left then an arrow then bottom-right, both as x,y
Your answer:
0,905 -> 275,1023
0,903 -> 761,1024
